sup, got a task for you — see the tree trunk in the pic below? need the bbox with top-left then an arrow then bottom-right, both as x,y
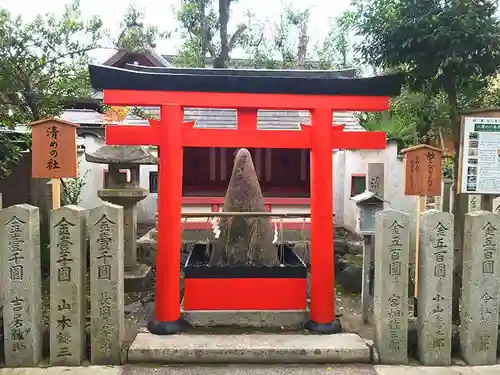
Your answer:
443,71 -> 465,324
198,0 -> 210,63
214,0 -> 230,68
296,20 -> 309,69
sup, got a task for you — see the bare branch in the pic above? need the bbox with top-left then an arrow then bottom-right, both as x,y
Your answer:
27,46 -> 112,76
228,24 -> 248,51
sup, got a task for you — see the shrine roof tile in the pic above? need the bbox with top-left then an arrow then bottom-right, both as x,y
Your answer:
123,63 -> 358,79
88,64 -> 404,96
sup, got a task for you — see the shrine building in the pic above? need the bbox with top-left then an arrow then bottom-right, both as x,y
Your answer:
62,50 -> 417,237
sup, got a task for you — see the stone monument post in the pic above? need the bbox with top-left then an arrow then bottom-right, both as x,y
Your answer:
89,202 -> 125,365
467,195 -> 481,212
49,205 -> 87,365
373,209 -> 410,365
86,146 -> 154,291
0,204 -> 42,367
460,211 -> 500,365
417,210 -> 453,365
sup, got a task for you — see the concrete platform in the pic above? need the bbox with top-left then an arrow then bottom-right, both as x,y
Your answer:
3,366 -> 500,375
124,365 -> 377,375
182,308 -> 307,329
127,333 -> 371,364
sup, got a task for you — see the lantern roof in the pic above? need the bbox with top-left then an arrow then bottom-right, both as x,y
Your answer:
85,145 -> 157,164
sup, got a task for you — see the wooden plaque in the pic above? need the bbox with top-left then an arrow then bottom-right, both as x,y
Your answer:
29,118 -> 79,178
402,144 -> 443,196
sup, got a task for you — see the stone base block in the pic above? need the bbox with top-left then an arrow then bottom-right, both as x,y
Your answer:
182,308 -> 308,329
127,332 -> 371,364
124,263 -> 152,293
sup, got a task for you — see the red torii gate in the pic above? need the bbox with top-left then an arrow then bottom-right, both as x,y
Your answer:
89,64 -> 403,334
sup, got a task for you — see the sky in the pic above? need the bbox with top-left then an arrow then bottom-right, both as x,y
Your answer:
0,0 -> 351,62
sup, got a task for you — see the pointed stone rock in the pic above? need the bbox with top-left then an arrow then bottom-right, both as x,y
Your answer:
209,148 -> 278,266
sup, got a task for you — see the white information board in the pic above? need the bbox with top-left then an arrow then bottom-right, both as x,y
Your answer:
461,116 -> 500,194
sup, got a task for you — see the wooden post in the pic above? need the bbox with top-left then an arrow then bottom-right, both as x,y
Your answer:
413,195 -> 426,316
400,144 -> 444,318
309,107 -> 335,327
154,104 -> 184,328
51,178 -> 61,209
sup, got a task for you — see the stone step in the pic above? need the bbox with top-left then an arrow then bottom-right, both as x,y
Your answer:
127,333 -> 371,364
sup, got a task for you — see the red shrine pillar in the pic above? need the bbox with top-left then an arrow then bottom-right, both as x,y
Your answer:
148,104 -> 185,334
307,107 -> 337,332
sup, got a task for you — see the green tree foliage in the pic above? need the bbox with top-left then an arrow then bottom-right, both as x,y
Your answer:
482,75 -> 500,107
0,132 -> 29,177
115,5 -> 170,53
0,0 -> 104,177
352,0 -> 500,322
360,86 -> 450,146
315,11 -> 359,70
362,117 -> 413,150
61,165 -> 89,206
175,0 -> 247,68
352,0 -> 500,172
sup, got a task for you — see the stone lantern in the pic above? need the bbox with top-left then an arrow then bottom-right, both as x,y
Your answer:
86,145 -> 157,291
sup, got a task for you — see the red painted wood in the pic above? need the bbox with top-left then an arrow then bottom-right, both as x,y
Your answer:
155,105 -> 183,322
106,125 -> 158,145
104,89 -> 390,111
183,278 -> 307,310
181,196 -> 311,205
182,128 -> 311,148
107,124 -> 385,150
183,186 -> 310,197
237,108 -> 258,130
310,108 -> 335,324
332,131 -> 386,149
103,87 -> 389,326
182,221 -> 311,231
